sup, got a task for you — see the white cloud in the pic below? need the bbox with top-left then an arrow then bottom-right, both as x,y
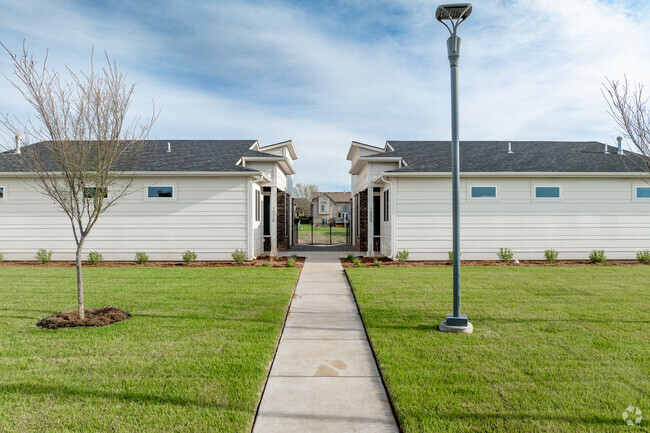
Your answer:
1,0 -> 649,189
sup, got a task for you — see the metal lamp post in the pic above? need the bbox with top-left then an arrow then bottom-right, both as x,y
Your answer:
437,3 -> 473,333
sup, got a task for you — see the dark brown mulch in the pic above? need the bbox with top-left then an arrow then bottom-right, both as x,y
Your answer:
0,256 -> 305,268
340,257 -> 645,268
36,307 -> 131,329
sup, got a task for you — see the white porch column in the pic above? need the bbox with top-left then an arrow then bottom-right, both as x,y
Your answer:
247,178 -> 255,259
271,186 -> 278,256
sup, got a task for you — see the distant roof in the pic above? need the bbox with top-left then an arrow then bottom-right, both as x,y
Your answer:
374,141 -> 647,173
0,140 -> 281,173
312,191 -> 351,203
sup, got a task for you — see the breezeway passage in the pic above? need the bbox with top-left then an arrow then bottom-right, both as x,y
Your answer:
252,251 -> 398,433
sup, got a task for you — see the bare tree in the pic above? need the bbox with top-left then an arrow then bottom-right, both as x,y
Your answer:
0,43 -> 156,319
603,76 -> 650,173
293,183 -> 319,217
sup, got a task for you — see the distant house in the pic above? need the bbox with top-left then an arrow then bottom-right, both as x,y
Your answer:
347,140 -> 650,260
0,140 -> 298,260
311,192 -> 351,226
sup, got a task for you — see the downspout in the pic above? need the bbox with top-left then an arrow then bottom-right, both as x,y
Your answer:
380,175 -> 396,259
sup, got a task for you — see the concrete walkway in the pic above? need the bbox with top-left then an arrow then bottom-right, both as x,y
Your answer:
253,252 -> 399,433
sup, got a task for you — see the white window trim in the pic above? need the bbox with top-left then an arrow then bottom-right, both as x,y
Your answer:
633,185 -> 650,201
468,184 -> 498,200
145,184 -> 176,200
532,184 -> 562,200
0,186 -> 5,201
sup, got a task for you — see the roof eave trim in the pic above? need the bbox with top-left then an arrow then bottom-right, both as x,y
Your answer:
380,171 -> 648,178
240,156 -> 284,163
358,156 -> 402,162
260,140 -> 298,160
0,170 -> 263,177
349,159 -> 367,175
346,141 -> 385,160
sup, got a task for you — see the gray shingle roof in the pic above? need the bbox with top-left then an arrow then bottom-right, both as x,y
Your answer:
376,141 -> 647,173
312,192 -> 351,203
0,140 -> 279,172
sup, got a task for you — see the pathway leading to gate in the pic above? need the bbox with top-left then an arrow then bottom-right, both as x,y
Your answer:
253,252 -> 399,433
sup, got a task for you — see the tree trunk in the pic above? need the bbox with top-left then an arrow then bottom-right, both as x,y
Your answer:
76,238 -> 85,320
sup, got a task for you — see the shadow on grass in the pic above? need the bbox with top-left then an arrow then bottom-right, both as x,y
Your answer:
136,312 -> 279,324
0,307 -> 60,315
1,382 -> 237,410
427,411 -> 623,427
371,317 -> 649,331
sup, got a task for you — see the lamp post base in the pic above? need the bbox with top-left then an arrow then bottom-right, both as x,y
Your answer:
439,316 -> 473,334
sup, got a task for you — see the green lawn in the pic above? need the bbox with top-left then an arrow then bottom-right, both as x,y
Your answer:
0,267 -> 300,433
346,266 -> 650,432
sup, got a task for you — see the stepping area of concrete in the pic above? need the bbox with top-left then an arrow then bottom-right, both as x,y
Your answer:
253,252 -> 399,433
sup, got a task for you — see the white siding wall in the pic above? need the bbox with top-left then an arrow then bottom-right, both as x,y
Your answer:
246,161 -> 287,192
369,163 -> 398,182
355,165 -> 369,194
394,176 -> 650,260
247,162 -> 275,182
0,175 -> 252,261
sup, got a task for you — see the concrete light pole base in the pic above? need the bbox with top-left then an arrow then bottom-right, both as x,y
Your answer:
439,320 -> 473,334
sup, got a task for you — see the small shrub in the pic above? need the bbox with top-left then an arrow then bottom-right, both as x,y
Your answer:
287,259 -> 296,268
636,250 -> 650,264
36,249 -> 53,264
232,249 -> 246,265
544,249 -> 559,263
347,254 -> 355,261
497,247 -> 513,262
351,258 -> 363,267
589,250 -> 606,263
290,254 -> 298,261
395,250 -> 409,264
262,262 -> 270,267
87,251 -> 103,265
135,251 -> 149,265
447,251 -> 462,261
182,250 -> 197,264
373,261 -> 382,267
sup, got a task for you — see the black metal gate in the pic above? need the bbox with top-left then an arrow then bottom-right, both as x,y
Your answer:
294,217 -> 350,245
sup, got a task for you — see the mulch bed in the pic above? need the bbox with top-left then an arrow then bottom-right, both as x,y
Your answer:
36,307 -> 131,329
340,256 -> 646,268
0,255 -> 304,268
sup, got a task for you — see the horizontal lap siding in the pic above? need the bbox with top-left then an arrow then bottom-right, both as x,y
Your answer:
395,177 -> 650,260
0,176 -> 249,261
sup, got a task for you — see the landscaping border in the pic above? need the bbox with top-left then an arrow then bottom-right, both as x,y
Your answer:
340,256 -> 647,268
0,256 -> 305,268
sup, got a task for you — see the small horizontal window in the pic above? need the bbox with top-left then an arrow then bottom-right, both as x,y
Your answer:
84,187 -> 108,199
637,186 -> 650,199
535,186 -> 560,199
0,187 -> 4,199
148,186 -> 174,198
471,186 -> 497,198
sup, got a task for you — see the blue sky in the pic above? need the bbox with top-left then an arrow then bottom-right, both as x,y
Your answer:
1,0 -> 649,190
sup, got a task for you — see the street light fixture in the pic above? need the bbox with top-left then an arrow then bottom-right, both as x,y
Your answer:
437,3 -> 473,334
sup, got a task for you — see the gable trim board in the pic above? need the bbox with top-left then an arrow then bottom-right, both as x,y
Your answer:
0,140 -> 296,261
348,140 -> 650,260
